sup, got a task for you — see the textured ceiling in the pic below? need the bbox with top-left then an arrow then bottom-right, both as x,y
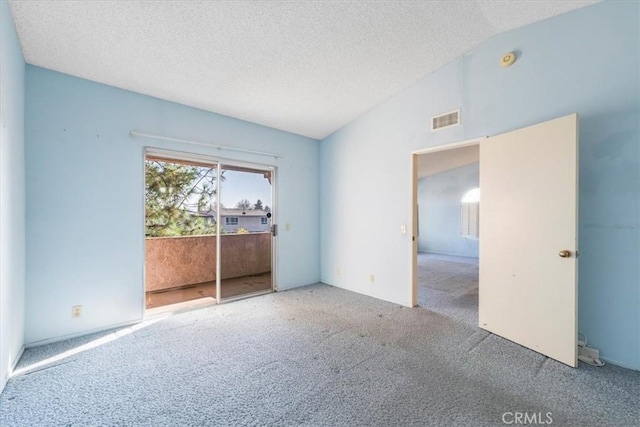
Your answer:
9,1 -> 598,139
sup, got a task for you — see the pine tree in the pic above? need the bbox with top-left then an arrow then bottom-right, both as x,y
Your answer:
145,160 -> 220,237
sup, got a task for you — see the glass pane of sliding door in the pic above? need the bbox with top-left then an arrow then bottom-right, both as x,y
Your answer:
217,164 -> 273,300
144,153 -> 219,312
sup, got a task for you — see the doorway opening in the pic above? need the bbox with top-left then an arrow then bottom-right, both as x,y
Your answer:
412,142 -> 480,327
411,114 -> 579,367
144,150 -> 276,314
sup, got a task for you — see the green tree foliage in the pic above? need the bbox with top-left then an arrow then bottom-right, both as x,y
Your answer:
254,199 -> 264,210
145,160 -> 220,237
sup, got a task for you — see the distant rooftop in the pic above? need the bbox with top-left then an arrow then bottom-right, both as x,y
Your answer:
195,208 -> 269,218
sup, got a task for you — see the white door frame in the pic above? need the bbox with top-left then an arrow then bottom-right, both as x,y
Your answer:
410,137 -> 487,306
142,147 -> 277,315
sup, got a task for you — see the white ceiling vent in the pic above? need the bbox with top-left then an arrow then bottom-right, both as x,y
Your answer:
431,110 -> 460,131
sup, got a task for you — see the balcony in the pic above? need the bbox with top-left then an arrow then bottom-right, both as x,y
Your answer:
145,232 -> 272,309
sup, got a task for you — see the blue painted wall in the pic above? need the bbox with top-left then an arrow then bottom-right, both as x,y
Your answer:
0,0 -> 26,392
25,66 -> 320,345
320,1 -> 639,369
418,163 -> 479,258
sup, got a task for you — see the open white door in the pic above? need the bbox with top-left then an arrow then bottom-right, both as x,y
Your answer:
479,114 -> 578,367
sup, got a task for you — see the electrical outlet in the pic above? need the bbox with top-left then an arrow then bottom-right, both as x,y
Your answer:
579,345 -> 600,360
336,267 -> 340,276
72,305 -> 82,318
285,223 -> 291,231
369,274 -> 375,283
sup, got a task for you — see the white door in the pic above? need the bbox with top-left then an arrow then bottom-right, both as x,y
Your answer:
479,113 -> 578,367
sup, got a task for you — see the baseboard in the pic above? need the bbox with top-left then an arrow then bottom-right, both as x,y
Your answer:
1,345 -> 26,395
25,319 -> 143,349
275,280 -> 321,292
11,345 -> 25,373
319,281 -> 412,307
420,251 -> 479,260
600,356 -> 640,371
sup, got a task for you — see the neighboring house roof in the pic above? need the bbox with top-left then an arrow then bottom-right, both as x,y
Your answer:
194,208 -> 268,218
221,208 -> 268,217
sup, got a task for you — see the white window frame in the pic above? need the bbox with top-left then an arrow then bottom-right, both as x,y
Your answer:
460,188 -> 480,240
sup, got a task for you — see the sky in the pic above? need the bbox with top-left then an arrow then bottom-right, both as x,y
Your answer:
148,159 -> 272,212
220,169 -> 272,209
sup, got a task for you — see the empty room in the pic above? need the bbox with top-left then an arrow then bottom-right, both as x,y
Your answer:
1,1 -> 638,426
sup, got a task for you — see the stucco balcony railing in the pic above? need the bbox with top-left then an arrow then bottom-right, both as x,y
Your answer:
145,233 -> 271,292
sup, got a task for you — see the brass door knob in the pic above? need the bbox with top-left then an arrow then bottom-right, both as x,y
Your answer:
559,250 -> 571,258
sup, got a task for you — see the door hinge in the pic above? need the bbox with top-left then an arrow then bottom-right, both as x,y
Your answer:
271,224 -> 278,237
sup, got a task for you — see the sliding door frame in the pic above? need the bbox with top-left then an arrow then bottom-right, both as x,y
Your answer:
217,160 -> 277,302
142,147 -> 277,314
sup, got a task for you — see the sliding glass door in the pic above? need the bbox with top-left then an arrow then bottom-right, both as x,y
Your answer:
217,164 -> 274,301
144,149 -> 275,312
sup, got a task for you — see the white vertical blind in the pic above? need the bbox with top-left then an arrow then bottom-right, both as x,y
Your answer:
460,201 -> 480,239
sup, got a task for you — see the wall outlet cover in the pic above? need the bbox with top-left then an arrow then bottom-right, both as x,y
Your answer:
579,345 -> 600,360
